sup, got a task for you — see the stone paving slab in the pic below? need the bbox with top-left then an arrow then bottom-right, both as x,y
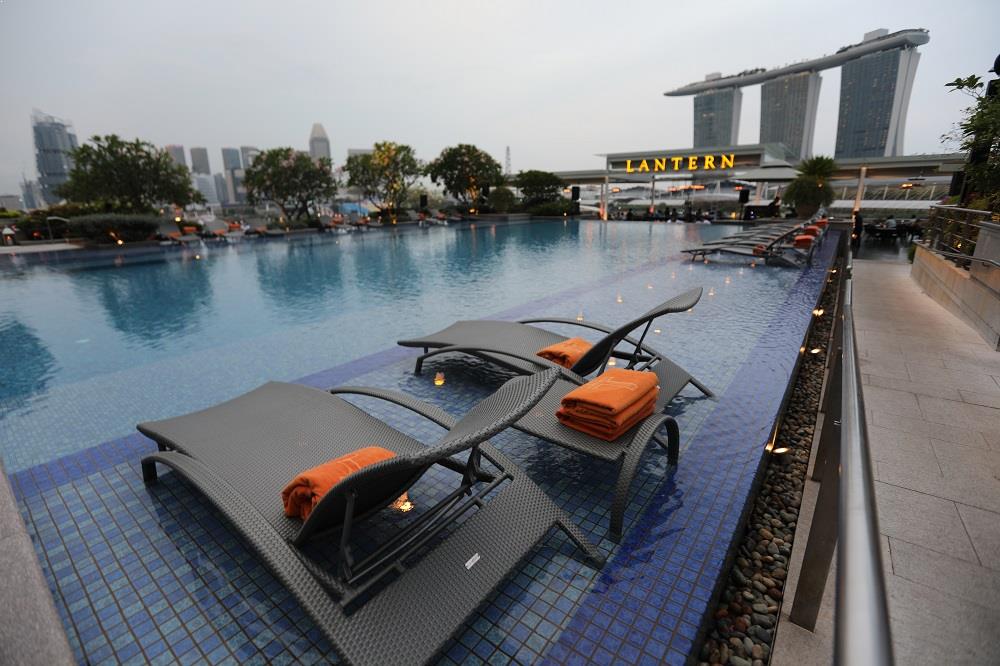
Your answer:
773,258 -> 1000,665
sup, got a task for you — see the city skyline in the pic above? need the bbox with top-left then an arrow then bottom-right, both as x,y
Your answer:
0,0 -> 997,195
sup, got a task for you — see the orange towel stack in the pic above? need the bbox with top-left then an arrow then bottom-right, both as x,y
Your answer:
536,337 -> 593,369
281,446 -> 396,520
793,235 -> 814,249
804,225 -> 821,236
815,218 -> 829,228
556,368 -> 659,441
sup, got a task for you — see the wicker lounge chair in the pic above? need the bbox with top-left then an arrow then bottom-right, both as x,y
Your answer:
138,370 -> 601,666
397,288 -> 713,540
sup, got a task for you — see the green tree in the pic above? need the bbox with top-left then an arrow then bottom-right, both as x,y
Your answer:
345,142 -> 422,215
782,156 -> 836,219
426,144 -> 503,209
244,148 -> 337,220
487,185 -> 516,213
946,74 -> 1000,211
59,135 -> 202,212
514,170 -> 564,207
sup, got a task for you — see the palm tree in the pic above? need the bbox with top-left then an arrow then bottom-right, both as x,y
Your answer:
783,156 -> 836,219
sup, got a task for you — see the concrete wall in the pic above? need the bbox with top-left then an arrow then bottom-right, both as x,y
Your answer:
911,244 -> 1000,349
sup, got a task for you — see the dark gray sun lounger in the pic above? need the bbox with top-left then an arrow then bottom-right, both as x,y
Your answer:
138,369 -> 602,666
397,288 -> 714,540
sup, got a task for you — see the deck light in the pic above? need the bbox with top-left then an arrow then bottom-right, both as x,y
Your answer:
708,288 -> 715,297
810,348 -> 822,354
830,269 -> 837,274
772,447 -> 790,455
116,239 -> 124,246
646,283 -> 653,290
800,346 -> 806,353
194,254 -> 201,260
576,311 -> 584,321
391,492 -> 414,512
750,261 -> 757,268
606,358 -> 617,367
616,293 -> 624,303
724,276 -> 731,285
653,328 -> 661,334
174,216 -> 182,223
738,268 -> 744,275
688,265 -> 693,271
813,308 -> 824,316
670,271 -> 676,279
434,372 -> 445,386
703,258 -> 709,264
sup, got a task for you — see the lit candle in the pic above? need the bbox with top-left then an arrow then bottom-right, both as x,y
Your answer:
434,372 -> 445,386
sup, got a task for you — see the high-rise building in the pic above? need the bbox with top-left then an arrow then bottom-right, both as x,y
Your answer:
0,194 -> 23,211
241,146 -> 260,169
165,145 -> 187,169
20,178 -> 45,210
835,29 -> 921,158
665,28 -> 929,158
309,124 -> 331,162
214,173 -> 230,205
32,110 -> 78,205
190,147 -> 211,175
759,72 -> 822,159
221,147 -> 242,171
225,169 -> 247,204
692,81 -> 741,147
191,173 -> 219,206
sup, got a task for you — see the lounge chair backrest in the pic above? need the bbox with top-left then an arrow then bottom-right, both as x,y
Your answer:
294,369 -> 559,543
570,287 -> 703,376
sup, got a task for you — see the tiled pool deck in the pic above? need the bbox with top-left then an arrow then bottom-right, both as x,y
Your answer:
7,232 -> 837,664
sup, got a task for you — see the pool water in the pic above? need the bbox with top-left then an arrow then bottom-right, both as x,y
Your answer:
1,219 -> 836,664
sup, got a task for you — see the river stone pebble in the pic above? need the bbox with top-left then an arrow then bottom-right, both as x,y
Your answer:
694,275 -> 837,664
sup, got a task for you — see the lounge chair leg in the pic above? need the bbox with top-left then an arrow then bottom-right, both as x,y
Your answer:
611,441 -> 649,542
141,459 -> 158,484
663,417 -> 680,466
414,356 -> 424,375
690,377 -> 714,398
557,518 -> 606,567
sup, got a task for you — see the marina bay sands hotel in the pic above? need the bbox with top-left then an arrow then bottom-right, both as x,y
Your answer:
665,28 -> 930,159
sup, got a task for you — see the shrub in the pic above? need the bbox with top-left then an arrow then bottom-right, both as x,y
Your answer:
528,200 -> 573,216
488,186 -> 516,213
67,214 -> 161,243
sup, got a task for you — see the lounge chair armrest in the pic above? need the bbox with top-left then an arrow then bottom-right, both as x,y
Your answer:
417,344 -> 580,377
516,318 -> 665,362
329,386 -> 458,430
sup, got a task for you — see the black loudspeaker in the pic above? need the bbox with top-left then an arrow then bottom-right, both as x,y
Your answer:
571,186 -> 580,201
949,172 -> 965,197
419,194 -> 428,209
738,189 -> 750,204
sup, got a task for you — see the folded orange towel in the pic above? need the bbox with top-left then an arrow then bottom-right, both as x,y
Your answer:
560,387 -> 658,427
281,446 -> 396,520
557,399 -> 656,441
536,337 -> 593,368
793,235 -> 814,249
560,368 -> 659,415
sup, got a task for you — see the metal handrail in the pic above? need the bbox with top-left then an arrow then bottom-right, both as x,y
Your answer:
918,243 -> 1000,269
836,262 -> 893,665
788,236 -> 894,665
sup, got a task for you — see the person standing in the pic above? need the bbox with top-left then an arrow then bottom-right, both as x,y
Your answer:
852,212 -> 864,251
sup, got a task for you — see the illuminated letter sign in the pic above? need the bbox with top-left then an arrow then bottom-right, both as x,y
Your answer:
618,153 -> 735,172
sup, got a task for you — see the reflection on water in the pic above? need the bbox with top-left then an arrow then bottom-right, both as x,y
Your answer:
255,240 -> 347,321
72,257 -> 214,348
0,316 -> 56,405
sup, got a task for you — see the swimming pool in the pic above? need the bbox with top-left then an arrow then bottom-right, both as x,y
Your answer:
2,219 -> 836,664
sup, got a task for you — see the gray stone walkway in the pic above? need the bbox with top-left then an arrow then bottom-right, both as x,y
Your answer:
774,258 -> 1000,665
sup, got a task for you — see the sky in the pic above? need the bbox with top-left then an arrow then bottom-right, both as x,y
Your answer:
1,0 -> 998,196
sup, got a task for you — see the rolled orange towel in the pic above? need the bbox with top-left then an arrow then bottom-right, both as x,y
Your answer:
560,368 -> 659,415
536,337 -> 593,368
281,446 -> 396,520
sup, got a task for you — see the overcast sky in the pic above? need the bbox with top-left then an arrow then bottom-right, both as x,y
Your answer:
1,0 -> 998,195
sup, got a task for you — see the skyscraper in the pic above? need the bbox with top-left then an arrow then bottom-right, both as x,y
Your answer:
20,178 -> 45,210
214,173 -> 229,205
835,29 -> 922,158
309,124 -> 331,162
241,146 -> 260,169
692,82 -> 741,148
191,173 -> 219,205
759,72 -> 822,159
190,147 -> 211,175
32,110 -> 78,205
221,147 -> 242,171
166,145 -> 187,169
